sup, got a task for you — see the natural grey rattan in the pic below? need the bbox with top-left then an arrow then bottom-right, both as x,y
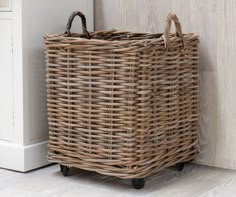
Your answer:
44,12 -> 199,179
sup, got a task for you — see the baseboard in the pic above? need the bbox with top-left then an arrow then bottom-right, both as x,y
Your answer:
0,141 -> 25,171
24,141 -> 50,171
0,140 -> 49,172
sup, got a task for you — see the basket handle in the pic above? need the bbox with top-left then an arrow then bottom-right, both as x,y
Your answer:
65,11 -> 90,38
163,13 -> 184,49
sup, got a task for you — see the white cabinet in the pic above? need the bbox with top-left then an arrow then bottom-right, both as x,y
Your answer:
0,0 -> 93,172
0,19 -> 13,141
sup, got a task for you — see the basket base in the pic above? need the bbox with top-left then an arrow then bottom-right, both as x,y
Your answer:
58,162 -> 188,189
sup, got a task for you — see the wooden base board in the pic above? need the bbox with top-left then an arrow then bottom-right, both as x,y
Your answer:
0,140 -> 49,172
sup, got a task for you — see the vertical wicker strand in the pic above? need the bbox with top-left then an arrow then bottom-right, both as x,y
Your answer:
192,46 -> 199,155
176,50 -> 180,162
109,55 -> 114,161
89,53 -> 92,155
128,54 -> 133,171
67,49 -> 71,160
153,49 -> 158,159
167,50 -> 172,157
141,54 -> 145,164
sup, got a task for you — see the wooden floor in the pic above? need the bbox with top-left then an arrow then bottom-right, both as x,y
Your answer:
0,164 -> 236,197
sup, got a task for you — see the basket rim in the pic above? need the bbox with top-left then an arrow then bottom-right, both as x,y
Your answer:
44,29 -> 199,45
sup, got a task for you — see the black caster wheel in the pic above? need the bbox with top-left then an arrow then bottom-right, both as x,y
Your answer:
60,165 -> 70,176
132,178 -> 145,189
176,162 -> 185,172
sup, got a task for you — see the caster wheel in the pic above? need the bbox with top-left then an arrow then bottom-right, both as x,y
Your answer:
132,178 -> 145,189
60,165 -> 70,176
176,162 -> 185,172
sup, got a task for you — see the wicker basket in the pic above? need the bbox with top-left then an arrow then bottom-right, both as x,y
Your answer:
44,11 -> 199,183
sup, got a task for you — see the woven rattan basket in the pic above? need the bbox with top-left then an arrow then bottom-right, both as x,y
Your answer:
44,11 -> 199,189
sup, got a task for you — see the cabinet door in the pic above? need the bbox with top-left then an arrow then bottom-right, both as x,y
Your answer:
0,0 -> 11,11
0,19 -> 13,141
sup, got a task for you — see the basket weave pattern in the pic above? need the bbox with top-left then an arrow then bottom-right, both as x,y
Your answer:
44,13 -> 199,179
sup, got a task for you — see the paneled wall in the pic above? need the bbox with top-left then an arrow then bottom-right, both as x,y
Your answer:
95,0 -> 236,170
